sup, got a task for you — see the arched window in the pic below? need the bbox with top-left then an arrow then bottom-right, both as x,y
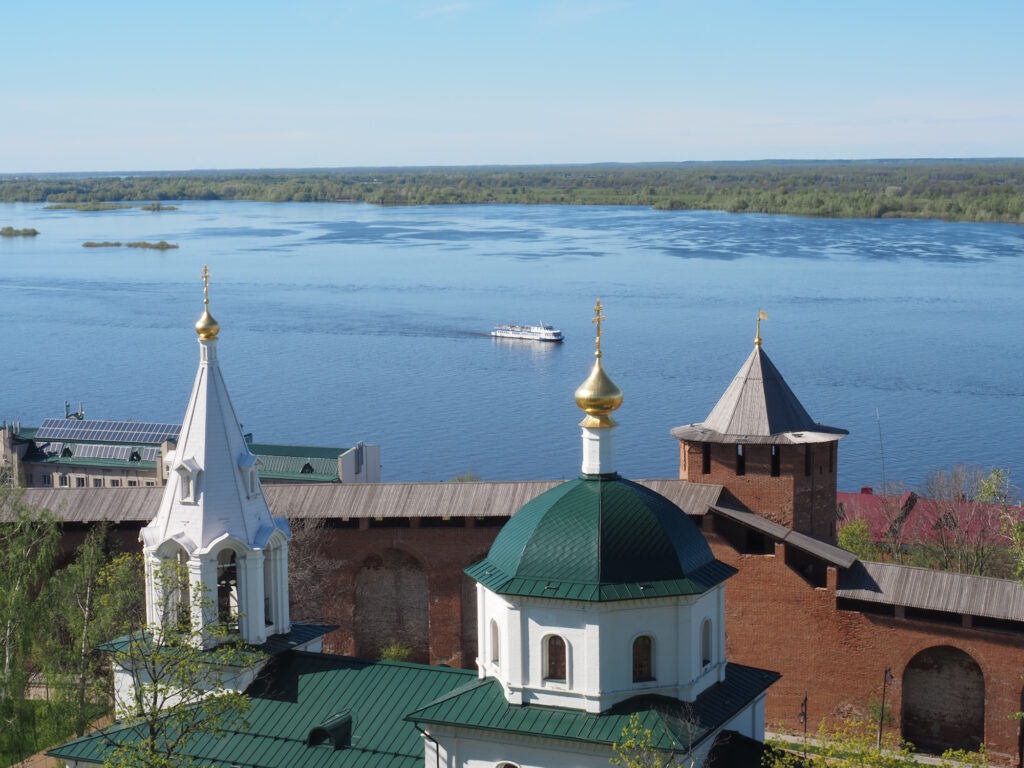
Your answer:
701,619 -> 712,667
489,619 -> 500,665
633,635 -> 654,682
545,636 -> 566,682
217,549 -> 239,631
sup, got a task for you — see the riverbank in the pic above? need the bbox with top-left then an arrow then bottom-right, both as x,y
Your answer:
1,160 -> 1022,224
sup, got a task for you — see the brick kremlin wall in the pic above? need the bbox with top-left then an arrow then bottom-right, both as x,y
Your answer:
710,538 -> 1023,764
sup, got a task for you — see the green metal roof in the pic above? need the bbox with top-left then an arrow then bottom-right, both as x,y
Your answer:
50,652 -> 475,767
408,662 -> 780,751
249,443 -> 345,483
96,623 -> 334,664
465,475 -> 735,601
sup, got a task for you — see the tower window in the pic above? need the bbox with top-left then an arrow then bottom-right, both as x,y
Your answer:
701,619 -> 712,667
490,620 -> 500,665
804,446 -> 812,477
632,635 -> 653,682
545,636 -> 566,682
701,443 -> 711,475
770,445 -> 780,477
735,445 -> 745,476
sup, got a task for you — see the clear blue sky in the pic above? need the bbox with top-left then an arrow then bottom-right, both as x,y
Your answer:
3,1 -> 1022,172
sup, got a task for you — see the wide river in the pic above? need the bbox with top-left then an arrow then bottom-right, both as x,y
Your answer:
0,201 -> 1021,492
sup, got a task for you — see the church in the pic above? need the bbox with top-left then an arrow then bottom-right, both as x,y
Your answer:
50,276 -> 777,766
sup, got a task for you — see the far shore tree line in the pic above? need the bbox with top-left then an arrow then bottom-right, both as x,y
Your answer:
1,160 -> 1023,223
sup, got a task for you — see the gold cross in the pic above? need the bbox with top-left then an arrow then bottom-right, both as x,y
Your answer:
201,265 -> 211,306
592,299 -> 606,356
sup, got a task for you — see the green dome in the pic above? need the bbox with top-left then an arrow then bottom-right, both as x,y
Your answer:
466,476 -> 735,602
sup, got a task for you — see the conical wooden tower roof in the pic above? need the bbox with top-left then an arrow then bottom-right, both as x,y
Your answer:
672,344 -> 847,445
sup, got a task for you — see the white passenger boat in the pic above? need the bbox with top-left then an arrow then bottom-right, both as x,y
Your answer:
491,323 -> 564,342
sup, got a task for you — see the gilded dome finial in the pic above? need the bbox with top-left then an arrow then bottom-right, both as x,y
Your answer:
195,264 -> 220,339
755,308 -> 767,348
574,298 -> 623,428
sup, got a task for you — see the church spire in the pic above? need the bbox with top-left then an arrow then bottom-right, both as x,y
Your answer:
141,267 -> 290,645
574,299 -> 623,475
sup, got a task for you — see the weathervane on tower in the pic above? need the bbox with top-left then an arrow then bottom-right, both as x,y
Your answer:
755,308 -> 767,348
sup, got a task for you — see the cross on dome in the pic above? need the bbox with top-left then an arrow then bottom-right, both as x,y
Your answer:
591,298 -> 606,358
195,264 -> 220,340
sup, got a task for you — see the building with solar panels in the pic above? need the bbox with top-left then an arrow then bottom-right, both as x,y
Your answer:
1,417 -> 380,490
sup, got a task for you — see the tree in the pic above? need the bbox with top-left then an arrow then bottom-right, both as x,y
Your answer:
762,717 -> 991,767
286,514 -> 328,622
611,712 -> 689,768
922,466 -> 1010,576
877,482 -> 915,565
0,489 -> 59,758
0,488 -> 58,703
39,523 -> 139,736
838,519 -> 878,561
96,557 -> 258,768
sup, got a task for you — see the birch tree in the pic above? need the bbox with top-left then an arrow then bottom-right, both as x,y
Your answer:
0,488 -> 59,740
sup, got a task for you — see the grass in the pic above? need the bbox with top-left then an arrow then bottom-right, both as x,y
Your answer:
0,699 -> 107,766
45,202 -> 131,211
125,240 -> 178,250
140,201 -> 178,211
82,241 -> 122,248
1,226 -> 39,237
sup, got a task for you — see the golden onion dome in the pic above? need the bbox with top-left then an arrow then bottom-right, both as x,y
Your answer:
574,299 -> 622,428
195,307 -> 220,339
195,264 -> 220,339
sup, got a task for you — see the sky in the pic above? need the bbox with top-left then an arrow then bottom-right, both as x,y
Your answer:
3,0 -> 1022,172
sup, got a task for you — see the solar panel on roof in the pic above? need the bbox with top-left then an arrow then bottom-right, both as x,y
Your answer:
36,418 -> 180,445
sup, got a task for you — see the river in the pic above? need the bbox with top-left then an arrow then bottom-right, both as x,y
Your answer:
0,201 -> 1021,491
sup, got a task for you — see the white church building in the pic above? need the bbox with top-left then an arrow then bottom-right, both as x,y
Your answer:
51,284 -> 777,768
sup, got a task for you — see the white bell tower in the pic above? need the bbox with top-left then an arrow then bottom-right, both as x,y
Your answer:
141,266 -> 290,647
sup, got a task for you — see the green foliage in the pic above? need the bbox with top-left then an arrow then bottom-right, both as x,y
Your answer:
38,523 -> 135,737
0,698 -> 106,766
0,489 -> 59,705
98,558 -> 256,768
0,226 -> 39,236
610,712 -> 681,768
44,202 -> 131,211
450,471 -> 482,483
124,240 -> 178,250
838,519 -> 877,561
83,241 -> 122,247
140,201 -> 177,211
378,640 -> 412,662
4,160 -> 1024,223
763,718 -> 991,767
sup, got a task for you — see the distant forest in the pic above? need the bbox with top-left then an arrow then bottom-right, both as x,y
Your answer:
2,161 -> 1023,223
